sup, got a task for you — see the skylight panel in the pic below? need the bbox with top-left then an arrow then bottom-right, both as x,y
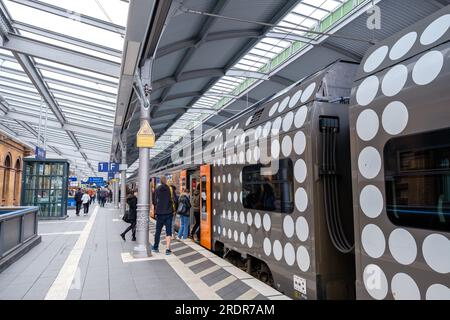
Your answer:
0,70 -> 32,83
40,69 -> 117,93
18,31 -> 121,63
0,88 -> 40,101
33,58 -> 119,83
36,0 -> 129,26
47,82 -> 116,101
4,0 -> 125,50
249,48 -> 278,59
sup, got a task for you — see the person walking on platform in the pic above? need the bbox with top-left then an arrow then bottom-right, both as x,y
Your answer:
108,188 -> 113,203
120,191 -> 138,241
152,176 -> 175,255
88,189 -> 94,205
74,188 -> 83,216
177,189 -> 191,240
169,183 -> 179,240
81,190 -> 91,215
100,187 -> 108,207
190,184 -> 201,241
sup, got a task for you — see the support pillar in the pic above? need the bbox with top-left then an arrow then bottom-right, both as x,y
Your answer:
120,133 -> 127,217
114,170 -> 119,209
133,59 -> 153,258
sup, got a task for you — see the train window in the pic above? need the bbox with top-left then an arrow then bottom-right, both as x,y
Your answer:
201,175 -> 207,221
242,158 -> 294,214
384,128 -> 450,232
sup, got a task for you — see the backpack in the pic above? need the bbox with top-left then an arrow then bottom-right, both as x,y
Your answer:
177,195 -> 191,216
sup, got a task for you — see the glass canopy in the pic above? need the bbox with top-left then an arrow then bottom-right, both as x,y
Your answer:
0,0 -> 129,180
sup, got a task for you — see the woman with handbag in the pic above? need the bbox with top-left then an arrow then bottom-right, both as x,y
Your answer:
177,189 -> 191,240
120,191 -> 138,241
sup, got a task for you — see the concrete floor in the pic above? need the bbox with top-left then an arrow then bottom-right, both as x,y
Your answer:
0,203 -> 288,300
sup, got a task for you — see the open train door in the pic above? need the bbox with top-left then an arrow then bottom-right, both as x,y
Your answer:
150,177 -> 156,219
180,170 -> 187,192
200,164 -> 212,250
189,170 -> 199,230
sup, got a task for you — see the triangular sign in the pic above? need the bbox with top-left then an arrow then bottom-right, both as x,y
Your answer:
138,120 -> 153,136
136,120 -> 155,148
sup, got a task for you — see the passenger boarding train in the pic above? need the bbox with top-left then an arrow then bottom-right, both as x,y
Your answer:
146,8 -> 450,300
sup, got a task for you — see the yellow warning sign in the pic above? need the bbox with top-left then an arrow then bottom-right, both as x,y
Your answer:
136,120 -> 155,148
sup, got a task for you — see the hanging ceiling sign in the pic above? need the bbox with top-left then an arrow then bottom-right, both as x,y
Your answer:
35,146 -> 46,160
136,120 -> 155,148
98,162 -> 109,172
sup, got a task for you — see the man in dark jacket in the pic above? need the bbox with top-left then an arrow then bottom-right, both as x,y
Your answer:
120,191 -> 137,241
152,176 -> 175,255
74,188 -> 83,216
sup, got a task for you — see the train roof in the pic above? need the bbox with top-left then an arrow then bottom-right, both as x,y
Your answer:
356,5 -> 450,82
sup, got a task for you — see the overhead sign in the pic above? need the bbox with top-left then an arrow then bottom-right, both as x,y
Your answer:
87,177 -> 104,185
69,176 -> 77,182
108,172 -> 115,180
98,162 -> 109,172
110,162 -> 120,173
136,120 -> 155,148
35,146 -> 46,160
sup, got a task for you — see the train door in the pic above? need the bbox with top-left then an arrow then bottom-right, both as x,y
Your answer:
189,170 -> 200,233
180,170 -> 187,192
150,177 -> 156,219
200,165 -> 212,249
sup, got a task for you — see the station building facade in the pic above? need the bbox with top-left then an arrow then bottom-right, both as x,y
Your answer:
0,133 -> 33,206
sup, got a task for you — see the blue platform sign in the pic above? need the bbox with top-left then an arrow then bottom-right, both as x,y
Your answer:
98,162 -> 109,172
108,172 -> 115,180
110,162 -> 119,173
69,176 -> 77,182
87,177 -> 104,185
35,146 -> 46,160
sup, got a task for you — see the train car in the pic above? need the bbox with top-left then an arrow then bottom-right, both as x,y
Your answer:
150,7 -> 450,300
154,60 -> 359,299
349,7 -> 450,300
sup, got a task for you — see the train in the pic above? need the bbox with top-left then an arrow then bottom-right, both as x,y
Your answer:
144,7 -> 450,300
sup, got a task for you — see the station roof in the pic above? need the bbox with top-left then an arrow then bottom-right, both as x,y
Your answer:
117,0 -> 449,179
0,0 -> 448,180
0,0 -> 129,179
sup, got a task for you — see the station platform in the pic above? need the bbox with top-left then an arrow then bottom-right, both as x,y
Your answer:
0,204 -> 289,300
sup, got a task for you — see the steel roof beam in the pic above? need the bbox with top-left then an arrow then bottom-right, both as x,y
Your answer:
152,68 -> 224,91
1,33 -> 120,77
154,0 -> 299,148
157,0 -> 230,103
320,42 -> 363,62
150,90 -> 256,107
8,0 -> 126,35
12,21 -> 123,58
155,29 -> 261,58
269,74 -> 295,86
226,69 -> 270,80
265,31 -> 314,43
14,119 -> 63,155
14,52 -> 66,124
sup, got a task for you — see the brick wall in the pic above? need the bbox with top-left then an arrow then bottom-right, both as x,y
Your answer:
0,134 -> 33,206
